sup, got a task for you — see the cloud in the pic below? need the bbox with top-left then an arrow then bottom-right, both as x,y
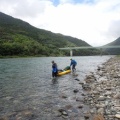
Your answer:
59,0 -> 74,4
106,20 -> 120,39
0,0 -> 52,17
0,0 -> 120,46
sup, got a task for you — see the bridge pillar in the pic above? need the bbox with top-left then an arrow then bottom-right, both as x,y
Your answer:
70,49 -> 73,56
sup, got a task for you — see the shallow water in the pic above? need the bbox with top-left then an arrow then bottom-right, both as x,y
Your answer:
0,56 -> 113,119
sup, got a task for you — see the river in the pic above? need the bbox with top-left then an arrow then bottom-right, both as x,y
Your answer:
0,56 -> 113,120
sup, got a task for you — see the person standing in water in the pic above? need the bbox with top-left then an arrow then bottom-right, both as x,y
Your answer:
70,58 -> 77,72
51,61 -> 58,78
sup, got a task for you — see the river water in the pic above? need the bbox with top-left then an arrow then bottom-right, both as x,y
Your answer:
0,56 -> 113,120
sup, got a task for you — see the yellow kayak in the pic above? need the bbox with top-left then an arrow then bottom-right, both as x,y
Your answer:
57,70 -> 71,76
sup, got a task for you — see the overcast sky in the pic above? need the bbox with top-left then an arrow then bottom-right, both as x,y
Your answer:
0,0 -> 120,46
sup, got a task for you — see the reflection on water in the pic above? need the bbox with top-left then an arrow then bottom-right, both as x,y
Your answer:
0,56 -> 113,119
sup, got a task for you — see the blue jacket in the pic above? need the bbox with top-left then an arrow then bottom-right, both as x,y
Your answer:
52,63 -> 58,73
70,60 -> 77,66
52,67 -> 57,73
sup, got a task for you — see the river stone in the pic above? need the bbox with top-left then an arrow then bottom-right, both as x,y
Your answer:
98,96 -> 106,101
53,111 -> 61,117
61,95 -> 67,99
4,96 -> 13,100
96,104 -> 106,108
78,104 -> 83,109
62,111 -> 68,116
62,115 -> 69,119
79,82 -> 84,85
104,91 -> 112,96
76,97 -> 84,102
59,93 -> 68,99
73,89 -> 79,93
84,113 -> 90,119
58,109 -> 68,116
97,108 -> 104,114
114,93 -> 120,99
105,87 -> 112,90
92,91 -> 100,95
115,114 -> 120,118
74,78 -> 80,81
65,105 -> 72,110
90,108 -> 97,114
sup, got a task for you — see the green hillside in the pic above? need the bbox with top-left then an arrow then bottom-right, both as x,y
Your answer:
103,37 -> 120,55
0,12 -> 101,57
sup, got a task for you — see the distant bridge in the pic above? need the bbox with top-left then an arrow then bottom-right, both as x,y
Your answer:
59,46 -> 120,56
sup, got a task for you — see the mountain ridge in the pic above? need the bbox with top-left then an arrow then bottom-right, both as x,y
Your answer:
103,37 -> 120,55
0,12 -> 102,56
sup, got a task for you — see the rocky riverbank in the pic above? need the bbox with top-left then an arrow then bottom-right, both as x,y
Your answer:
81,56 -> 120,120
56,56 -> 120,120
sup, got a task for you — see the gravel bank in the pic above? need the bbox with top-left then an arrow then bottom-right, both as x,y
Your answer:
84,56 -> 120,120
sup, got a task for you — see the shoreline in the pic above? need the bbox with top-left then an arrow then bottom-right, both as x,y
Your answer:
83,56 -> 120,119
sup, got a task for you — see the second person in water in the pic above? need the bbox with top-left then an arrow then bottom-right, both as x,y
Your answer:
70,58 -> 77,72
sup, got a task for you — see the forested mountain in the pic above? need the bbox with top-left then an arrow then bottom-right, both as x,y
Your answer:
0,12 -> 101,57
103,37 -> 120,55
